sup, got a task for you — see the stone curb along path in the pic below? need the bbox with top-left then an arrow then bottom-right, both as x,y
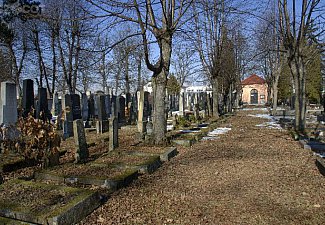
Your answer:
0,146 -> 179,225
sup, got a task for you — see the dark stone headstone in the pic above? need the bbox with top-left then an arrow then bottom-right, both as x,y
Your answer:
97,95 -> 107,121
71,94 -> 82,120
109,116 -> 118,151
104,94 -> 111,117
36,88 -> 51,121
22,79 -> 34,117
119,96 -> 126,123
88,94 -> 95,119
111,95 -> 117,117
81,93 -> 88,121
73,119 -> 88,163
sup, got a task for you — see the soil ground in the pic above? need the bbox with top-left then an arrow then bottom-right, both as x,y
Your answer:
80,109 -> 325,225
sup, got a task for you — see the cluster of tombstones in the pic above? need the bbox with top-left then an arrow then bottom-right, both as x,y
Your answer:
0,79 -> 152,136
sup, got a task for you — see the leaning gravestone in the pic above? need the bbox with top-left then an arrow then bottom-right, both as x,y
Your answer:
22,79 -> 34,117
0,82 -> 18,125
73,119 -> 88,163
137,90 -> 146,134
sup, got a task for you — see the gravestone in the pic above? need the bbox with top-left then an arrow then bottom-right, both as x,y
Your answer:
81,93 -> 88,121
36,88 -> 51,121
109,115 -> 118,151
111,95 -> 117,117
137,90 -> 146,134
73,119 -> 88,163
88,94 -> 95,120
119,96 -> 126,123
104,94 -> 111,117
51,92 -> 60,116
144,92 -> 150,119
0,82 -> 18,125
179,92 -> 185,116
97,95 -> 107,121
71,94 -> 82,120
62,94 -> 73,139
96,95 -> 109,133
22,79 -> 34,117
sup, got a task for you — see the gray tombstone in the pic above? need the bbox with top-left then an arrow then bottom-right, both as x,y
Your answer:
104,94 -> 111,117
22,79 -> 34,117
97,95 -> 107,121
88,94 -> 95,120
62,94 -> 74,139
81,93 -> 88,121
51,92 -> 61,116
111,95 -> 117,117
0,82 -> 17,125
109,115 -> 118,151
179,92 -> 185,116
73,119 -> 88,163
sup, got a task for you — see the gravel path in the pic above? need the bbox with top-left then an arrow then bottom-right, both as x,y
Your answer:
80,109 -> 325,224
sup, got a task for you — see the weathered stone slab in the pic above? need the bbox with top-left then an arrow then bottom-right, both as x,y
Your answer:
299,139 -> 325,153
34,164 -> 138,190
160,147 -> 178,162
0,179 -> 101,225
171,139 -> 195,147
0,216 -> 37,224
73,119 -> 88,163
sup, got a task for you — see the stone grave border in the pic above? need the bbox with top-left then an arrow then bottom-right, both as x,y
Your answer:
0,179 -> 101,225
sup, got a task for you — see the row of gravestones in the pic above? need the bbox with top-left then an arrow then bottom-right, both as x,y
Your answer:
0,79 -> 153,132
170,92 -> 213,116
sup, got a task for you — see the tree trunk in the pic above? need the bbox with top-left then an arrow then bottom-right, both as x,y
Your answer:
211,78 -> 219,119
271,68 -> 280,116
291,55 -> 307,133
152,74 -> 167,145
151,36 -> 172,145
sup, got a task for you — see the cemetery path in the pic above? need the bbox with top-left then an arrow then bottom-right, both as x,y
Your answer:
80,109 -> 325,225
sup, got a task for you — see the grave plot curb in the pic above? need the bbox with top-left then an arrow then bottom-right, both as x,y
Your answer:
160,147 -> 178,162
112,156 -> 162,174
34,169 -> 139,191
315,154 -> 325,176
0,179 -> 101,225
171,138 -> 196,147
0,216 -> 37,225
299,139 -> 325,153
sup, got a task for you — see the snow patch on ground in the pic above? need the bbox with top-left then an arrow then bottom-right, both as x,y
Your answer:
256,121 -> 283,130
202,127 -> 231,140
248,113 -> 283,130
242,108 -> 268,111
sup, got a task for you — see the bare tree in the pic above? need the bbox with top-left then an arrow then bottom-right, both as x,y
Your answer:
278,0 -> 324,132
87,0 -> 193,144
